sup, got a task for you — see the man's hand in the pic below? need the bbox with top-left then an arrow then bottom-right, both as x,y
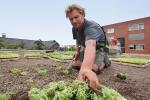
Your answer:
77,68 -> 103,90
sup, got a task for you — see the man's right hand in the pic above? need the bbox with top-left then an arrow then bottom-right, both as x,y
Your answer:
72,51 -> 79,60
77,68 -> 103,90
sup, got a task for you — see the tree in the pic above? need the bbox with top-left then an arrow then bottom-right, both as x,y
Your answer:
7,44 -> 18,49
34,39 -> 45,50
19,40 -> 25,49
0,39 -> 4,49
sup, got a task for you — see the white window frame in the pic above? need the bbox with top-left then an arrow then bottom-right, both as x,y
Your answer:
128,23 -> 144,31
106,28 -> 114,33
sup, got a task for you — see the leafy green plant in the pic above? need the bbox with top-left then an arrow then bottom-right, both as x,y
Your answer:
28,88 -> 48,100
28,80 -> 126,100
0,92 -> 13,100
62,69 -> 69,75
33,67 -> 48,76
10,68 -> 22,76
97,87 -> 126,100
10,68 -> 27,76
117,72 -> 128,80
20,71 -> 27,76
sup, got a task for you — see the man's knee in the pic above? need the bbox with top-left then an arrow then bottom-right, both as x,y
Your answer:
92,63 -> 105,74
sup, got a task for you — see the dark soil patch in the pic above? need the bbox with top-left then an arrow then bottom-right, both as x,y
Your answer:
0,58 -> 150,100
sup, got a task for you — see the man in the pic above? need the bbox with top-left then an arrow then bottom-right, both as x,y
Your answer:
65,4 -> 110,89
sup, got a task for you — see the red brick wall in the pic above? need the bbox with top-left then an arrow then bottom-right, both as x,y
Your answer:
103,17 -> 150,54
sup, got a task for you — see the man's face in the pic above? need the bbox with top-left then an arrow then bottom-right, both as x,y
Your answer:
68,9 -> 84,29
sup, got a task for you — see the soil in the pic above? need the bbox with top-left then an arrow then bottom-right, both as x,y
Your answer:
0,58 -> 150,100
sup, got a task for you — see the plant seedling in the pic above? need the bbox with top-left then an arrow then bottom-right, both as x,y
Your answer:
117,72 -> 128,80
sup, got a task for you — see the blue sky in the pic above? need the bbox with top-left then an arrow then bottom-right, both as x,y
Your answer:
0,0 -> 149,45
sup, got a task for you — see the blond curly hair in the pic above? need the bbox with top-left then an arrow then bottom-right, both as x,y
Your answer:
65,4 -> 85,18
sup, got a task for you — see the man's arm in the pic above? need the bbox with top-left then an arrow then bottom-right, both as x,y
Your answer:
81,40 -> 96,70
78,40 -> 102,89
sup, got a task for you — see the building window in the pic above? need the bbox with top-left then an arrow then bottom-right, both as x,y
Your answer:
139,24 -> 144,29
135,45 -> 144,50
128,23 -> 144,31
128,44 -> 144,50
106,28 -> 114,33
128,33 -> 144,40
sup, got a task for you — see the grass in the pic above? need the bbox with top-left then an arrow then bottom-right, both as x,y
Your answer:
112,57 -> 150,65
0,51 -> 19,59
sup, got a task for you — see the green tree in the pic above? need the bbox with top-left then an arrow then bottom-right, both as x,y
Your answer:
19,40 -> 25,49
0,39 -> 4,49
7,44 -> 18,49
34,39 -> 45,50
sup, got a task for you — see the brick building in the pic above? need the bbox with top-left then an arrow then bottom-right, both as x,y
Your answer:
103,17 -> 150,54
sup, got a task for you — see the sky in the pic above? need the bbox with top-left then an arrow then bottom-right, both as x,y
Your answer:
0,0 -> 150,45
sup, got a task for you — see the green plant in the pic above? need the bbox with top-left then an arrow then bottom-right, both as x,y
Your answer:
97,87 -> 125,100
20,71 -> 27,76
33,67 -> 48,76
0,92 -> 13,100
117,72 -> 128,80
28,80 -> 126,100
10,68 -> 22,76
28,88 -> 48,100
10,68 -> 27,76
62,69 -> 69,75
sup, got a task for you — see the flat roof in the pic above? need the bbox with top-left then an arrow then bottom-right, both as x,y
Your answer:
103,16 -> 150,27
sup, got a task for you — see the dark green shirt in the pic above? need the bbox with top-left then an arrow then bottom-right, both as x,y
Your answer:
72,19 -> 106,47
